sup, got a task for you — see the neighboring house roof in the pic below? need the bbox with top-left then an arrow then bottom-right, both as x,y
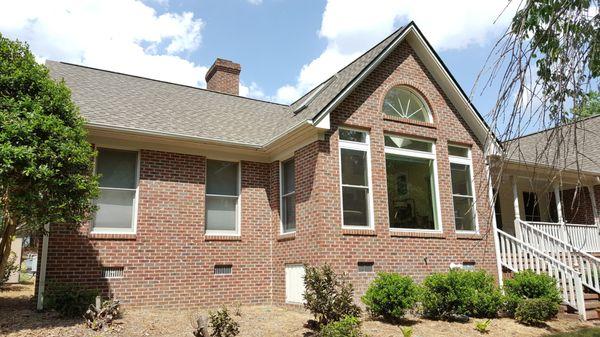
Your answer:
504,115 -> 600,174
47,22 -> 494,149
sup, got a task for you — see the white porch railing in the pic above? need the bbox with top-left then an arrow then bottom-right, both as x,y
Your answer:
498,229 -> 587,320
529,221 -> 600,252
520,220 -> 600,294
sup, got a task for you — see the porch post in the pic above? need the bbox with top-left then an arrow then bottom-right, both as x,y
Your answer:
587,185 -> 600,230
553,184 -> 568,243
512,176 -> 522,239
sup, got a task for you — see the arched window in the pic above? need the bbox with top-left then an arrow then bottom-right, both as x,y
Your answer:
383,86 -> 432,122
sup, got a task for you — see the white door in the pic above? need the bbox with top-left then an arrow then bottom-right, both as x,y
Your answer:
285,264 -> 305,304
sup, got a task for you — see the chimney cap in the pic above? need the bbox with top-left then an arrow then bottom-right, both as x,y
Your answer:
205,58 -> 241,82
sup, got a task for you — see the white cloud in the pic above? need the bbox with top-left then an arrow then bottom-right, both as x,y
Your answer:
0,0 -> 208,87
247,0 -> 263,5
274,0 -> 516,104
239,81 -> 269,100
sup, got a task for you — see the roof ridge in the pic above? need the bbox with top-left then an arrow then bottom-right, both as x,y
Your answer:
46,60 -> 290,108
506,114 -> 600,143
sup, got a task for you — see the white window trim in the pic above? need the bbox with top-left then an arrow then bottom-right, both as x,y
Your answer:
384,136 -> 443,233
338,128 -> 375,230
449,146 -> 479,234
280,158 -> 296,234
91,148 -> 140,235
384,86 -> 433,123
205,160 -> 241,237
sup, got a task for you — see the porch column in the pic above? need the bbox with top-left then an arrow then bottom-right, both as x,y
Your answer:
587,185 -> 600,230
554,184 -> 568,244
512,176 -> 522,239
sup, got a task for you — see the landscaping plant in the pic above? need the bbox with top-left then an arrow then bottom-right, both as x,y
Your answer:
400,327 -> 413,337
319,316 -> 367,337
44,282 -> 99,317
503,270 -> 562,318
474,319 -> 491,334
83,297 -> 121,331
514,297 -> 559,326
420,269 -> 503,320
208,306 -> 240,337
0,252 -> 18,286
303,264 -> 361,326
361,272 -> 418,321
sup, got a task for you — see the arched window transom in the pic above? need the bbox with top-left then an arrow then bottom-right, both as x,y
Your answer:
383,86 -> 431,122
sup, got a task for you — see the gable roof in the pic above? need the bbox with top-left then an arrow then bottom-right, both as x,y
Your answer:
47,22 -> 495,150
503,115 -> 600,175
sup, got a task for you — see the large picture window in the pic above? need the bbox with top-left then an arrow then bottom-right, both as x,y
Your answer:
449,146 -> 477,232
382,86 -> 432,123
93,148 -> 139,234
206,160 -> 240,235
339,129 -> 373,228
385,135 -> 440,231
281,159 -> 296,233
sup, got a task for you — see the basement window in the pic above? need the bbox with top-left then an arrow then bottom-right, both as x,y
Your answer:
214,264 -> 233,275
357,262 -> 374,273
101,267 -> 124,279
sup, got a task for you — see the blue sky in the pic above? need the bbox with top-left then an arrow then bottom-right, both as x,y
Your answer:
0,0 -> 514,124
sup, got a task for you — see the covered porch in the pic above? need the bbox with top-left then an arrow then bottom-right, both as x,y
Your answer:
494,162 -> 600,253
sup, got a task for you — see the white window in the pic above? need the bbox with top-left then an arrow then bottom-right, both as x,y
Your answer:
385,135 -> 442,231
339,129 -> 374,229
382,86 -> 432,123
93,148 -> 139,234
280,159 -> 296,233
449,145 -> 478,232
285,264 -> 305,304
205,160 -> 240,236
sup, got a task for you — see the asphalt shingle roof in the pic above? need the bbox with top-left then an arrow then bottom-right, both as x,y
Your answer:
504,115 -> 600,174
46,26 -> 408,147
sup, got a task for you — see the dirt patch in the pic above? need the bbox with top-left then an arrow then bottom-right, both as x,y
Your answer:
0,283 -> 597,337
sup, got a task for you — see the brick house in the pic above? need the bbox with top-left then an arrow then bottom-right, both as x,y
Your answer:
34,22 -> 600,317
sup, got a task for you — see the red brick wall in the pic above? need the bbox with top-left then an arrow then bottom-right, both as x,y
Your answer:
562,186 -> 598,224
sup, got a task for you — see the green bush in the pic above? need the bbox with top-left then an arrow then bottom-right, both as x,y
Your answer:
319,316 -> 366,337
304,264 -> 361,326
208,307 -> 239,337
420,269 -> 503,319
514,298 -> 559,325
503,270 -> 562,317
44,282 -> 99,317
361,272 -> 418,321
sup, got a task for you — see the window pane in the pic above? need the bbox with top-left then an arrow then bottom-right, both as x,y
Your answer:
384,135 -> 432,152
339,129 -> 367,143
448,146 -> 469,157
96,149 -> 137,189
207,160 -> 238,196
94,189 -> 135,230
282,160 -> 295,194
342,186 -> 369,227
206,196 -> 237,231
450,163 -> 472,196
282,194 -> 296,232
341,149 -> 367,186
386,154 -> 437,230
453,196 -> 475,231
382,87 -> 430,122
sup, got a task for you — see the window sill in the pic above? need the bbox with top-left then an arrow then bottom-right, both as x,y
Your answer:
456,232 -> 483,240
88,233 -> 137,240
342,229 -> 377,236
389,230 -> 446,239
278,232 -> 296,241
383,115 -> 436,128
204,235 -> 242,242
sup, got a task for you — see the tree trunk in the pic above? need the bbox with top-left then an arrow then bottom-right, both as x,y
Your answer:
0,211 -> 17,276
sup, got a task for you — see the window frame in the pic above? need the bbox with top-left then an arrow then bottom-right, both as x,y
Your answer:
382,86 -> 433,123
384,135 -> 443,233
280,157 -> 296,234
91,147 -> 140,235
338,128 -> 375,230
448,145 -> 479,234
205,159 -> 242,237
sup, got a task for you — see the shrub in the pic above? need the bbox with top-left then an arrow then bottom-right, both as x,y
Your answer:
83,298 -> 121,330
44,282 -> 99,317
514,298 -> 559,325
420,269 -> 503,319
474,319 -> 491,333
361,272 -> 418,321
208,307 -> 239,337
0,252 -> 18,286
304,264 -> 361,326
319,316 -> 366,337
504,270 -> 562,316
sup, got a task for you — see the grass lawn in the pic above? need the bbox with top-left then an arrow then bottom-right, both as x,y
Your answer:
546,328 -> 600,337
1,283 -> 598,337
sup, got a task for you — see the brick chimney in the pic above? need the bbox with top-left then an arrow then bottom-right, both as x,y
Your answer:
205,58 -> 241,95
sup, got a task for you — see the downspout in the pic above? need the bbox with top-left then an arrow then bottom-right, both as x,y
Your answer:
36,222 -> 49,310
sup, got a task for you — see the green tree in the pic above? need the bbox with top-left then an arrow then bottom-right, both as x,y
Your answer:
572,91 -> 600,119
0,34 -> 99,274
